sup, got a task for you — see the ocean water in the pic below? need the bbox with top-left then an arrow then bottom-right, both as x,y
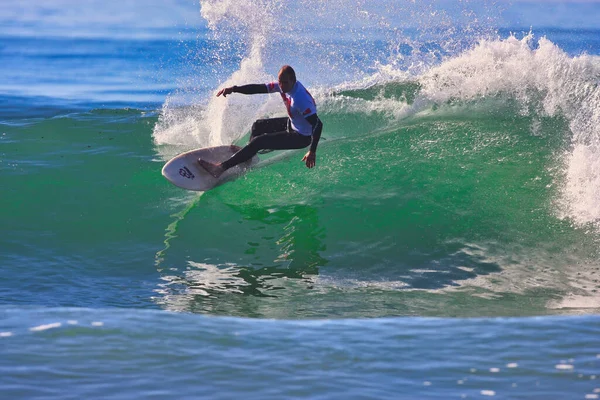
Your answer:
2,0 -> 600,398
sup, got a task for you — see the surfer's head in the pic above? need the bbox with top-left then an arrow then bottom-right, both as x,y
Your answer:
278,65 -> 296,93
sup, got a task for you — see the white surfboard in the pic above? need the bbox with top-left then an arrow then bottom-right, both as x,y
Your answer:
161,145 -> 259,191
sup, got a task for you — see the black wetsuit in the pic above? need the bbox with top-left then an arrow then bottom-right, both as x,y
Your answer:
220,83 -> 323,170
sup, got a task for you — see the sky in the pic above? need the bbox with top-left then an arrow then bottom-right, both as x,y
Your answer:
0,0 -> 599,39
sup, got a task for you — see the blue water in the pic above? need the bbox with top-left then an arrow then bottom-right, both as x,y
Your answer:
2,309 -> 599,399
2,0 -> 600,398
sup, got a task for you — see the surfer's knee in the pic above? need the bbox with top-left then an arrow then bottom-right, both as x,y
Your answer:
248,134 -> 268,150
250,120 -> 265,142
251,120 -> 260,137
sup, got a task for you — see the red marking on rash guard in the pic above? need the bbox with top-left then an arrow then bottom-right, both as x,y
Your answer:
303,108 -> 312,115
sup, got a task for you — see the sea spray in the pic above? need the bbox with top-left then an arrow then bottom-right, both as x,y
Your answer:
152,0 -> 499,152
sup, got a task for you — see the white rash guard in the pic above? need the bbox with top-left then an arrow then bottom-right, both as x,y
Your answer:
265,81 -> 317,136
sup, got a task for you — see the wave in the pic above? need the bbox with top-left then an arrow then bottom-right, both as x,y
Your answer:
148,1 -> 600,316
154,30 -> 600,224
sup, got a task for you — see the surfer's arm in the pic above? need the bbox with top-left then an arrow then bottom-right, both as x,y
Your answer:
216,84 -> 268,97
307,114 -> 322,153
302,113 -> 323,169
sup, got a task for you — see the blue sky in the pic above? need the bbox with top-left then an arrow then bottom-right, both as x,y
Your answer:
505,0 -> 600,28
1,0 -> 598,39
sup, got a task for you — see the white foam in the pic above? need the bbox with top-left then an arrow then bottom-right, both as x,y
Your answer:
30,322 -> 62,332
555,364 -> 574,370
561,142 -> 600,225
548,295 -> 600,310
153,0 -> 280,157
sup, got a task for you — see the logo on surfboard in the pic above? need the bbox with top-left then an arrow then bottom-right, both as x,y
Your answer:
179,166 -> 195,179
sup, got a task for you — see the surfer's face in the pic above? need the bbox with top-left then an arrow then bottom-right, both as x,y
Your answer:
278,73 -> 295,93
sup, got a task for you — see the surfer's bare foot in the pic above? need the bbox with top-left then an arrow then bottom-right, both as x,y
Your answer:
198,158 -> 224,178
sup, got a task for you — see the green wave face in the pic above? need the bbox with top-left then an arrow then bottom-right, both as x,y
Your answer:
153,93 -> 600,318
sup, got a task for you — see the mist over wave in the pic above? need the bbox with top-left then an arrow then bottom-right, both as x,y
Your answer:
153,0 -> 500,148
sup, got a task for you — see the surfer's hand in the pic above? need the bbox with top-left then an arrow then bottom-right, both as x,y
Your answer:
216,86 -> 235,97
302,151 -> 316,168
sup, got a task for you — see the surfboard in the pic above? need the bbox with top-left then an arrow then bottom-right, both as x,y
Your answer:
161,145 -> 259,191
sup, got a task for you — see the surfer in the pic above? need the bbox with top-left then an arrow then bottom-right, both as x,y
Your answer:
198,65 -> 323,178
